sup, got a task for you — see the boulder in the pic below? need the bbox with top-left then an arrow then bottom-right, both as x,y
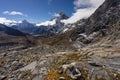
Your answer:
62,63 -> 82,80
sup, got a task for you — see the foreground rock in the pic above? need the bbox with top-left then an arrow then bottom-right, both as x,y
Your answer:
0,45 -> 120,80
62,64 -> 81,80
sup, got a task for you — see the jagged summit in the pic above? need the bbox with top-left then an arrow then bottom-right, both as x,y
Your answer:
51,11 -> 69,21
59,11 -> 69,20
21,20 -> 29,24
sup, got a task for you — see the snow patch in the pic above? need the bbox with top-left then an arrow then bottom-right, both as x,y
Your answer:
63,28 -> 68,33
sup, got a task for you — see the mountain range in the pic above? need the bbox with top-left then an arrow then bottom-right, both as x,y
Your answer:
9,12 -> 69,36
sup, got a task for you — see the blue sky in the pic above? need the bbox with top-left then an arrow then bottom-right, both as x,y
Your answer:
0,0 -> 105,25
0,0 -> 74,23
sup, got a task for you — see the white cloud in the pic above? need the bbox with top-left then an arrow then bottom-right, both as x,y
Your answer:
37,0 -> 105,26
62,8 -> 95,24
74,0 -> 105,9
62,0 -> 105,24
3,11 -> 27,17
74,0 -> 91,9
36,19 -> 56,26
0,17 -> 17,26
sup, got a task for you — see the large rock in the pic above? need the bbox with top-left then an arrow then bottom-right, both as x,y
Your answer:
62,63 -> 82,80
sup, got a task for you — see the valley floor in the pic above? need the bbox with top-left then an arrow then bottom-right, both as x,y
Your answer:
0,39 -> 120,80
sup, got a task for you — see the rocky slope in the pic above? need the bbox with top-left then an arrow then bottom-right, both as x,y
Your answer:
85,0 -> 120,34
71,0 -> 120,45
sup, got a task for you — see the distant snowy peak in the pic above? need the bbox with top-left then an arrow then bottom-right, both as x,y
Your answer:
16,20 -> 35,28
12,20 -> 36,33
36,12 -> 69,26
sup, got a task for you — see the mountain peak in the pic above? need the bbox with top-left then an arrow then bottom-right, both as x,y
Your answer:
51,11 -> 69,21
22,20 -> 29,23
59,11 -> 69,19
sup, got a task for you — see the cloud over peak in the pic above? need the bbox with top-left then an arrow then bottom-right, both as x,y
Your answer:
74,0 -> 105,9
3,11 -> 27,17
62,0 -> 105,24
74,0 -> 91,9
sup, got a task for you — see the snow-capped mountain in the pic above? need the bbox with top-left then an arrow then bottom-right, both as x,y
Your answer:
12,20 -> 37,34
8,12 -> 70,36
36,12 -> 68,26
7,12 -> 84,36
34,12 -> 69,36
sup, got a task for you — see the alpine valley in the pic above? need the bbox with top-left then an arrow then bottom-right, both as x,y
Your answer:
0,0 -> 120,80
